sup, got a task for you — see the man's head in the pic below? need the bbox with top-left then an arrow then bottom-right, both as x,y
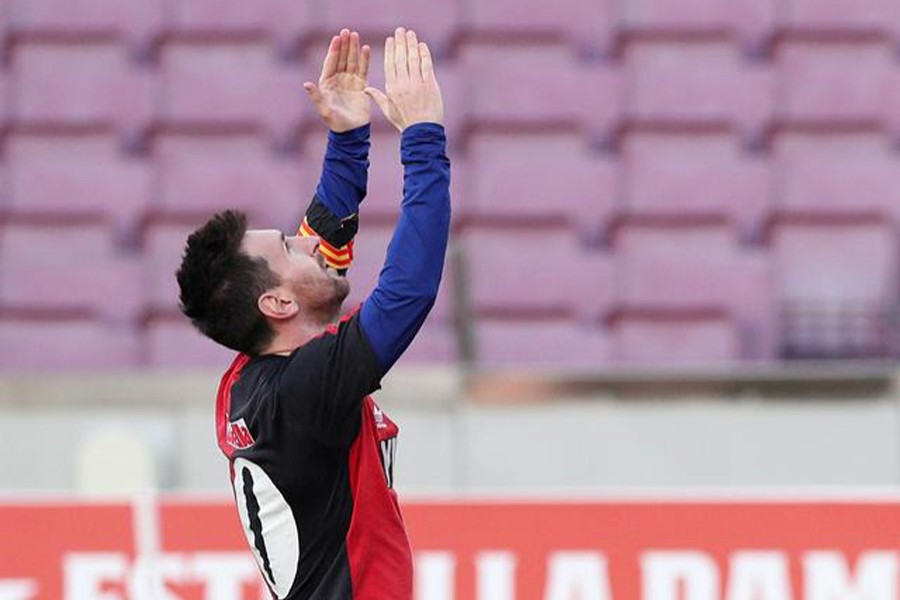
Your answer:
177,210 -> 350,356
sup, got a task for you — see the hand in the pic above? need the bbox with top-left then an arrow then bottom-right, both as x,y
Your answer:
365,27 -> 444,132
304,29 -> 372,133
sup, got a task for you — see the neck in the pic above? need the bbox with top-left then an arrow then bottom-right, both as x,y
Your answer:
259,311 -> 337,356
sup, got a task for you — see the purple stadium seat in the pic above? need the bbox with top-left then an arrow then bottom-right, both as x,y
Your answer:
319,0 -> 459,55
466,132 -> 616,237
461,227 -> 613,322
145,317 -> 235,368
461,43 -> 621,137
158,41 -> 306,138
624,40 -> 773,137
779,153 -> 900,220
0,258 -> 143,322
776,40 -> 894,126
619,0 -> 776,43
784,0 -> 900,35
610,311 -> 739,365
0,222 -> 114,261
143,222 -> 197,315
772,221 -> 896,305
475,319 -> 610,368
11,41 -> 153,136
613,223 -> 777,360
772,220 -> 897,358
465,0 -> 613,52
164,0 -> 314,47
6,133 -> 151,227
153,133 -> 307,223
622,132 -> 771,237
396,320 -> 457,365
9,0 -> 162,46
0,319 -> 140,370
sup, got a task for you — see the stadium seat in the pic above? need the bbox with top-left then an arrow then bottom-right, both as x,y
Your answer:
144,317 -> 236,368
474,319 -> 610,368
164,0 -> 315,49
0,258 -> 143,323
143,222 -> 197,315
778,153 -> 900,221
0,319 -> 141,370
771,220 -> 897,358
152,133 -> 307,224
464,0 -> 613,53
775,40 -> 894,127
783,0 -> 900,36
9,0 -> 162,47
623,40 -> 774,137
612,223 -> 777,360
466,132 -> 616,238
609,311 -> 740,365
461,42 -> 621,137
157,41 -> 306,140
621,132 -> 771,237
461,226 -> 613,322
0,221 -> 115,261
10,41 -> 153,139
396,320 -> 458,364
318,0 -> 460,55
618,0 -> 777,43
6,133 -> 152,227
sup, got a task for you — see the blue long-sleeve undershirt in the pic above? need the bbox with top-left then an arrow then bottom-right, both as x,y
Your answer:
359,123 -> 451,372
315,125 -> 370,219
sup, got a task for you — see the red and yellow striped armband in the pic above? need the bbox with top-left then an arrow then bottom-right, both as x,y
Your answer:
298,217 -> 354,271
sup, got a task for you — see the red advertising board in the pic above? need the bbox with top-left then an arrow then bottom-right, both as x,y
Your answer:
2,495 -> 899,599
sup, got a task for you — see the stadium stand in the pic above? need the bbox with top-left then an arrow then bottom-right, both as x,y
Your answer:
2,2 -> 900,370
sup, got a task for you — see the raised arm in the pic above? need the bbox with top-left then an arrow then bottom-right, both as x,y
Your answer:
300,29 -> 373,273
360,28 -> 450,371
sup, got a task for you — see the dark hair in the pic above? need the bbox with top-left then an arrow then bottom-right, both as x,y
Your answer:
176,210 -> 279,356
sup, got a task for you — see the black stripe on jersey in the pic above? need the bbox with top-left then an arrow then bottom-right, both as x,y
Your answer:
243,466 -> 277,587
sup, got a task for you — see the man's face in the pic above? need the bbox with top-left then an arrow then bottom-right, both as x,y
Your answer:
242,229 -> 350,318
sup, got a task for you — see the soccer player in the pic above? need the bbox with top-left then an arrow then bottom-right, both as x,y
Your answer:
175,27 -> 449,599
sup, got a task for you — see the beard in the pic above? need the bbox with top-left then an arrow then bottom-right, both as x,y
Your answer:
301,273 -> 351,325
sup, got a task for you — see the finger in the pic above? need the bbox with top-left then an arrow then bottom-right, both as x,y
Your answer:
384,37 -> 396,89
419,41 -> 435,82
394,26 -> 408,81
320,36 -> 341,81
406,30 -> 421,82
347,31 -> 360,74
337,28 -> 351,72
359,44 -> 371,80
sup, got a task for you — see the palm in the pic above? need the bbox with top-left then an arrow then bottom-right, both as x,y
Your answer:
318,72 -> 371,131
305,30 -> 373,133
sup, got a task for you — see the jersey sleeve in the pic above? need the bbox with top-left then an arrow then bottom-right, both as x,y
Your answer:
298,125 -> 370,274
276,311 -> 382,446
360,123 -> 451,372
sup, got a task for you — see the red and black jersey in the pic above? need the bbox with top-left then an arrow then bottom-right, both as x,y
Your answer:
216,311 -> 412,599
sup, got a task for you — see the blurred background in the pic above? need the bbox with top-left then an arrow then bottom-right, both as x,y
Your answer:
0,0 -> 899,597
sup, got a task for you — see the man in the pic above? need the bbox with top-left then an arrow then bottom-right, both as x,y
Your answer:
175,26 -> 449,599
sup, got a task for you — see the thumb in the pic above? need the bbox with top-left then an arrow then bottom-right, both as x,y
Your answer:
364,86 -> 390,115
303,82 -> 323,105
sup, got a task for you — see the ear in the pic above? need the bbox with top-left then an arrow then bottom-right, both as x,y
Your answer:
257,290 -> 300,321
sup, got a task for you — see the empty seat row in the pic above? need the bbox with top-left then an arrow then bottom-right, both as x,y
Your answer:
1,39 -> 900,143
5,0 -> 900,51
2,219 -> 894,367
5,129 -> 900,236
